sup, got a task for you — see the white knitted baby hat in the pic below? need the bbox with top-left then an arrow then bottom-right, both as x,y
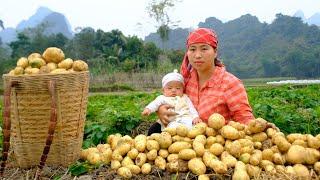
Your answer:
162,69 -> 184,88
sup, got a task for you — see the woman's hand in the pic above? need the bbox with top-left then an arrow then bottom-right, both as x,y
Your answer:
192,117 -> 203,125
156,104 -> 177,126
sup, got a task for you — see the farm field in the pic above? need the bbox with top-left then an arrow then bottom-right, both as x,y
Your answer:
0,84 -> 319,178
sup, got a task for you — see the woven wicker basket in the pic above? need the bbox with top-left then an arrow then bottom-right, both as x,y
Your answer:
2,71 -> 89,168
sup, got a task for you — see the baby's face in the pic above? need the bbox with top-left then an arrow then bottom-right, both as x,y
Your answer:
163,81 -> 184,97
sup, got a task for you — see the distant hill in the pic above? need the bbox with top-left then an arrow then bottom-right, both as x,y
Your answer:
0,6 -> 73,43
145,13 -> 320,78
293,10 -> 320,26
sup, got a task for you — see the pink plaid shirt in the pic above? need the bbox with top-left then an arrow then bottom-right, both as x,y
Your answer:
184,66 -> 254,124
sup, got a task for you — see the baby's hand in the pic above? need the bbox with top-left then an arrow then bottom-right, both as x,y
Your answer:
192,117 -> 203,125
142,108 -> 152,116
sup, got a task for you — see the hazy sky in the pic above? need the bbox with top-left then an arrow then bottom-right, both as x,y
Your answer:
1,0 -> 319,38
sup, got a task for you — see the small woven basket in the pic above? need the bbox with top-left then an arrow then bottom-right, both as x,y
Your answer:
2,71 -> 89,168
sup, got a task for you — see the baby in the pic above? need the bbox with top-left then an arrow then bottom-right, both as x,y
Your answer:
142,69 -> 202,134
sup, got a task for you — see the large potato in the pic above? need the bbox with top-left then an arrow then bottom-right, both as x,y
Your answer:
208,113 -> 225,130
168,141 -> 191,154
72,60 -> 88,71
220,125 -> 239,140
134,135 -> 147,152
178,149 -> 196,160
58,58 -> 73,69
117,167 -> 132,179
42,47 -> 65,63
17,57 -> 28,68
188,158 -> 206,175
247,118 -> 267,133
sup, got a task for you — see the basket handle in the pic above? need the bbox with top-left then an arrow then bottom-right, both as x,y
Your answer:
35,80 -> 58,178
0,81 -> 18,176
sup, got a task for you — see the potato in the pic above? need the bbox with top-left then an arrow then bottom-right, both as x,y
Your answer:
205,127 -> 217,137
134,134 -> 147,152
252,132 -> 268,142
29,57 -> 46,68
8,70 -> 15,75
246,164 -> 261,178
178,149 -> 196,160
148,133 -> 161,141
194,135 -> 206,145
231,121 -> 246,131
17,57 -> 28,68
159,132 -> 172,149
141,163 -> 152,174
177,159 -> 189,172
187,126 -> 205,139
286,145 -> 306,164
155,156 -> 166,170
188,158 -> 206,175
239,153 -> 251,164
193,141 -> 205,157
208,113 -> 225,130
232,161 -> 250,180
292,139 -> 308,147
215,135 -> 225,145
314,162 -> 320,174
146,140 -> 160,151
293,164 -> 309,178
116,143 -> 131,156
209,143 -> 224,156
176,125 -> 188,137
39,65 -> 51,74
47,62 -> 57,71
287,133 -> 306,143
272,134 -> 291,152
117,167 -> 132,179
135,153 -> 147,167
272,153 -> 285,165
121,156 -> 135,167
262,149 -> 274,161
72,60 -> 88,71
126,164 -> 141,175
166,160 -> 179,173
87,152 -> 101,165
221,151 -> 237,168
202,151 -> 217,167
112,150 -> 123,161
247,118 -> 267,133
58,58 -> 73,69
253,142 -> 262,149
250,151 -> 262,166
111,160 -> 121,170
198,174 -> 209,180
168,141 -> 191,154
208,159 -> 227,174
100,148 -> 112,164
14,66 -> 24,75
206,136 -> 216,148
107,133 -> 121,148
307,134 -> 320,149
167,154 -> 179,162
260,160 -> 274,170
147,149 -> 158,161
266,128 -> 277,138
163,127 -> 176,136
225,140 -> 241,158
304,148 -> 320,164
127,148 -> 139,159
285,166 -> 296,175
158,149 -> 169,158
220,125 -> 239,140
42,47 -> 65,63
50,68 -> 68,74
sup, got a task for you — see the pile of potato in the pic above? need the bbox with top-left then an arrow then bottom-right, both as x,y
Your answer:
80,113 -> 320,179
7,47 -> 88,75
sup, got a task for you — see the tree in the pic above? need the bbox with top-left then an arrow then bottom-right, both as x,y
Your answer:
9,33 -> 32,59
147,0 -> 181,49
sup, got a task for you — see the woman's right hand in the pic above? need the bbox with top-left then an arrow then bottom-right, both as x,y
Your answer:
156,104 -> 177,126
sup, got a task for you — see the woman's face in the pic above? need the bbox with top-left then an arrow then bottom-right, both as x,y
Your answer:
187,43 -> 217,72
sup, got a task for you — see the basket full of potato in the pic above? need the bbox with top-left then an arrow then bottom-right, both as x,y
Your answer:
1,47 -> 89,170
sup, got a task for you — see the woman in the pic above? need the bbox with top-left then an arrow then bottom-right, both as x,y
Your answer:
157,27 -> 255,127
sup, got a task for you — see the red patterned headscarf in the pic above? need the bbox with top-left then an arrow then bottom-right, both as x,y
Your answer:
180,28 -> 223,79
